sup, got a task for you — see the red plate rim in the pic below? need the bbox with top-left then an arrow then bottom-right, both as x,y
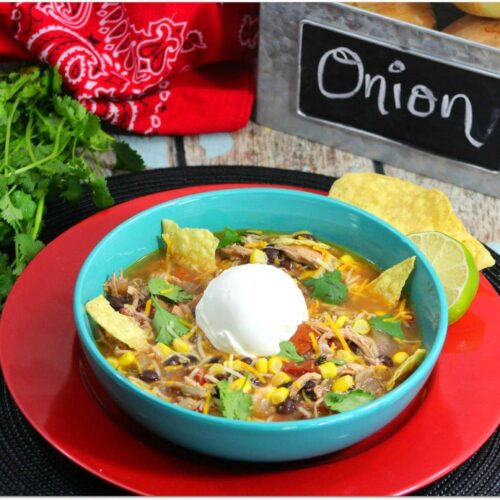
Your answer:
1,183 -> 499,496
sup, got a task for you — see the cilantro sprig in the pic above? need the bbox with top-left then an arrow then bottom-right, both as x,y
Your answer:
278,341 -> 305,363
217,227 -> 241,249
368,314 -> 405,339
151,296 -> 190,345
0,66 -> 144,309
216,379 -> 252,420
324,390 -> 375,413
303,270 -> 348,305
148,277 -> 192,303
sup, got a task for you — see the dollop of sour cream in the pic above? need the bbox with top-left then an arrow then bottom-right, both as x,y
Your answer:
195,264 -> 309,357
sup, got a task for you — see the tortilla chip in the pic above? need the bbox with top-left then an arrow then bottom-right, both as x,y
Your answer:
386,348 -> 426,390
86,295 -> 149,351
329,173 -> 494,270
368,256 -> 416,306
162,219 -> 219,274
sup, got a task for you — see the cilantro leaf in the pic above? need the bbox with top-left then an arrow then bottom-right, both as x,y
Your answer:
90,176 -> 114,209
113,141 -> 146,172
11,190 -> 36,221
278,341 -> 304,362
324,389 -> 375,413
15,233 -> 44,263
303,270 -> 348,305
151,296 -> 190,345
217,227 -> 241,249
0,194 -> 23,227
148,277 -> 192,303
217,380 -> 252,420
368,314 -> 405,340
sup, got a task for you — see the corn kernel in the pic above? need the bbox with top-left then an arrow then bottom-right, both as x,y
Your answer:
230,378 -> 252,393
172,338 -> 192,353
255,358 -> 269,373
106,357 -> 119,369
332,375 -> 354,393
352,319 -> 371,335
270,387 -> 289,405
118,352 -> 140,371
392,351 -> 409,366
335,349 -> 356,363
268,356 -> 283,374
375,365 -> 388,374
208,363 -> 226,376
155,342 -> 172,359
271,371 -> 292,387
340,254 -> 355,264
249,249 -> 268,264
318,362 -> 338,379
335,315 -> 349,328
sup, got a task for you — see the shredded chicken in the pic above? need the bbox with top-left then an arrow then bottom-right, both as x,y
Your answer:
289,372 -> 322,398
343,329 -> 380,364
275,245 -> 329,269
355,367 -> 384,395
220,244 -> 252,259
337,362 -> 366,377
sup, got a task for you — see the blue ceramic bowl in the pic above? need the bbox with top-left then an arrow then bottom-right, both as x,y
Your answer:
74,188 -> 448,462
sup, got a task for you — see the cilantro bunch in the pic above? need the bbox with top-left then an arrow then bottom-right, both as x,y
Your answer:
0,66 -> 144,309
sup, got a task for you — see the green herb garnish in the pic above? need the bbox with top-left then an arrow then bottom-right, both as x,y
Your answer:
151,296 -> 190,345
324,389 -> 375,413
368,314 -> 405,339
303,270 -> 348,305
217,379 -> 252,420
278,340 -> 305,363
148,277 -> 192,303
217,227 -> 241,249
0,66 -> 144,309
332,359 -> 347,366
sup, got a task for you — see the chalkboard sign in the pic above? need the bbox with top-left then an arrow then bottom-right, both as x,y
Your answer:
298,20 -> 500,172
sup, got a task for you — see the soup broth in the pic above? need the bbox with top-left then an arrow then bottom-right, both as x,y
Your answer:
91,228 -> 424,421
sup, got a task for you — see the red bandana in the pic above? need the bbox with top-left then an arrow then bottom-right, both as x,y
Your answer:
0,2 -> 258,134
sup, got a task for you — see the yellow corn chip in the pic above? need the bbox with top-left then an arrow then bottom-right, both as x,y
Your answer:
329,173 -> 494,270
85,295 -> 149,351
386,348 -> 427,391
368,256 -> 415,306
162,219 -> 219,274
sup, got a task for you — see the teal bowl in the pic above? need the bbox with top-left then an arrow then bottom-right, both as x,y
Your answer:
74,188 -> 448,462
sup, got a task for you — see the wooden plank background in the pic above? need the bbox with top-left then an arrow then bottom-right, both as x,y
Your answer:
118,121 -> 500,249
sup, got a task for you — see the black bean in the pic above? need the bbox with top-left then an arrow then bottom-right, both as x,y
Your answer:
303,380 -> 316,391
277,398 -> 296,415
381,355 -> 394,367
315,354 -> 327,366
241,357 -> 253,365
215,373 -> 229,381
186,355 -> 199,364
164,355 -> 181,366
303,380 -> 318,401
208,356 -> 221,364
108,295 -> 125,311
264,247 -> 280,263
281,381 -> 293,388
139,370 -> 160,383
280,256 -> 293,271
251,377 -> 263,386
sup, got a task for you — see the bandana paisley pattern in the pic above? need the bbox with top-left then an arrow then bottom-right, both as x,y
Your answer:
8,2 -> 258,134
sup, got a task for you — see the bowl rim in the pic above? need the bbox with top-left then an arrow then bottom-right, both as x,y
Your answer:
74,187 -> 448,431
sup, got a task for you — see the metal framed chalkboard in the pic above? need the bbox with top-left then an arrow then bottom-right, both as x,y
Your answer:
298,20 -> 500,173
255,3 -> 500,198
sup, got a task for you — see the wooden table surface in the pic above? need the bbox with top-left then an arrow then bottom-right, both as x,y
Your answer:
117,121 -> 500,252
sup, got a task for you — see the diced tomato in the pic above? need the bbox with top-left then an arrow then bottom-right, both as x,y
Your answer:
172,266 -> 195,282
291,323 -> 313,355
283,359 -> 317,377
193,371 -> 205,385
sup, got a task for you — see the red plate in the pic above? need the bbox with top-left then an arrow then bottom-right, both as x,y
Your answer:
1,184 -> 499,496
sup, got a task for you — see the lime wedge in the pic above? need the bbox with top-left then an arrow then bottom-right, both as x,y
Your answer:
408,231 -> 479,324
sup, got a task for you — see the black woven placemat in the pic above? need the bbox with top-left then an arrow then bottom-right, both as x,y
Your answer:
1,166 -> 498,495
